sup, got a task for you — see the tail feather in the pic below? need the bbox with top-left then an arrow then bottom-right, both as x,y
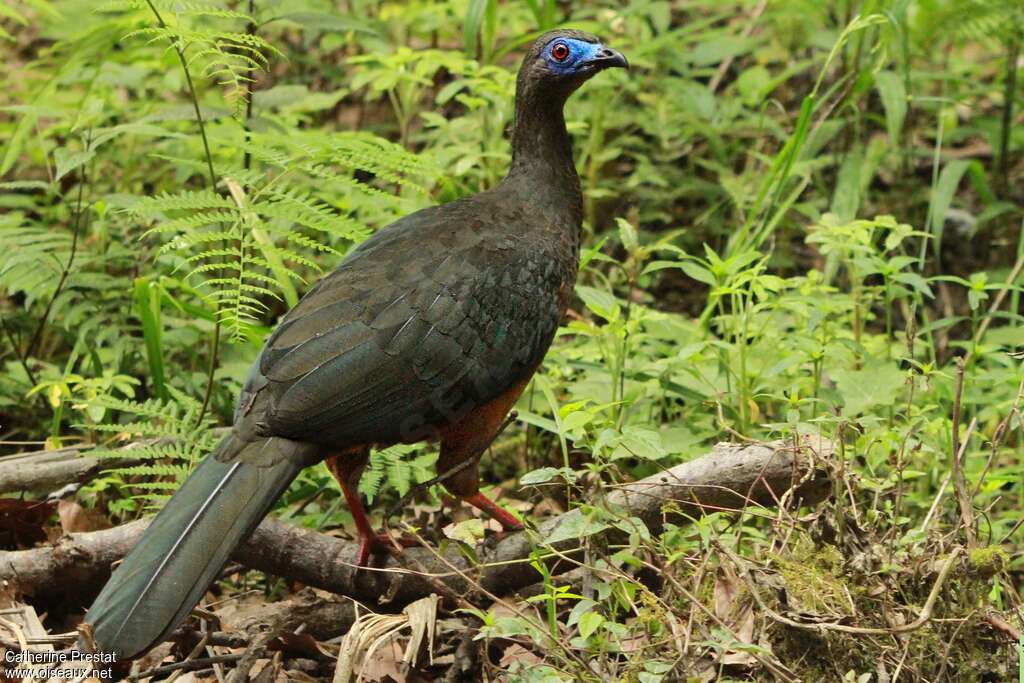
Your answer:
82,433 -> 318,660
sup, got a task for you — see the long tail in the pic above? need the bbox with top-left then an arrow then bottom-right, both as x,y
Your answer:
81,433 -> 318,660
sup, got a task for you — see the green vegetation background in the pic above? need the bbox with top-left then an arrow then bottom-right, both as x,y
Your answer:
2,0 -> 1023,680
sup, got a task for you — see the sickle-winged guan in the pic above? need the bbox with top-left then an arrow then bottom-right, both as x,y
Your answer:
82,29 -> 627,659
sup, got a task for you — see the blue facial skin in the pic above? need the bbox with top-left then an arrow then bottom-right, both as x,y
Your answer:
543,37 -> 605,76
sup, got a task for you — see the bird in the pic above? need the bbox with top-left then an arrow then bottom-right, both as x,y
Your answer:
81,28 -> 627,660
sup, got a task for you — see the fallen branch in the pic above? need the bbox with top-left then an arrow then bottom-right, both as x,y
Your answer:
0,446 -> 127,496
0,432 -> 229,496
1,438 -> 832,610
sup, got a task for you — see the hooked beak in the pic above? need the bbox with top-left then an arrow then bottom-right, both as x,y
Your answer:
585,45 -> 629,71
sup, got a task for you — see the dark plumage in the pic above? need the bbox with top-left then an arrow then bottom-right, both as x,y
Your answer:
81,28 -> 627,660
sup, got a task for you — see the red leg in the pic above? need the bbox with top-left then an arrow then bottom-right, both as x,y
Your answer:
463,491 -> 524,532
336,474 -> 385,566
327,450 -> 393,566
436,381 -> 531,535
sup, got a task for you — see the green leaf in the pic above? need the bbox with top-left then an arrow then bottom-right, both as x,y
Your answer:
560,409 -> 593,432
579,236 -> 609,272
54,148 -> 95,183
463,0 -> 492,58
520,467 -> 577,486
928,160 -> 971,257
612,426 -> 666,461
874,71 -> 906,143
448,518 -> 485,544
271,12 -> 377,34
617,217 -> 639,252
735,65 -> 770,105
679,261 -> 717,287
134,278 -> 167,401
546,510 -> 609,545
830,147 -> 862,223
576,285 -> 620,321
893,272 -> 934,298
577,611 -> 604,639
689,36 -> 753,67
832,364 -> 905,416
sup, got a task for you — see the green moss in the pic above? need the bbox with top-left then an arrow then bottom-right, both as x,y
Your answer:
769,540 -> 851,616
968,546 -> 1010,579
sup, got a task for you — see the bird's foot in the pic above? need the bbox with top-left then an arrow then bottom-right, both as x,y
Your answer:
462,491 -> 524,533
356,531 -> 420,567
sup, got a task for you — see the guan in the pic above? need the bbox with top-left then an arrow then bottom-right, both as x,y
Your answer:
82,28 -> 627,659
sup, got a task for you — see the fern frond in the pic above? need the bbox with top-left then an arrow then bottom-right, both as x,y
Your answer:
83,393 -> 217,509
127,100 -> 432,342
262,229 -> 338,256
131,190 -> 234,213
98,0 -> 254,21
951,0 -> 1024,43
0,180 -> 50,191
142,211 -> 238,237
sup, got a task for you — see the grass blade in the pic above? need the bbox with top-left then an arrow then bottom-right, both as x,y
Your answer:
928,159 -> 971,260
134,277 -> 168,401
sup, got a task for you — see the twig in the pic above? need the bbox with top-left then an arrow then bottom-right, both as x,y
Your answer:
950,357 -> 977,548
933,610 -> 975,682
0,616 -> 28,651
396,526 -> 594,677
921,473 -> 952,534
132,654 -> 243,681
997,36 -> 1020,196
985,612 -> 1022,641
922,417 -> 976,536
973,376 -> 1024,499
998,516 -> 1024,545
714,399 -> 758,443
224,627 -> 279,683
241,0 -> 257,174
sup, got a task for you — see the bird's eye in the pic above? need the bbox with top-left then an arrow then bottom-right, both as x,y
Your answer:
551,42 -> 570,62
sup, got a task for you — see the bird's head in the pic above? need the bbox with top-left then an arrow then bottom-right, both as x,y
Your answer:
517,29 -> 628,101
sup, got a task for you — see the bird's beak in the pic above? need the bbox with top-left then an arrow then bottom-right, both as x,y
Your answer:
586,45 -> 629,71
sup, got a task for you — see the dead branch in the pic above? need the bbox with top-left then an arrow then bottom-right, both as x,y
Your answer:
1,438 -> 832,611
0,431 -> 229,496
0,445 -> 132,496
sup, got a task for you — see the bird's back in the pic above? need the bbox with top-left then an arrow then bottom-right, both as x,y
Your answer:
255,184 -> 580,448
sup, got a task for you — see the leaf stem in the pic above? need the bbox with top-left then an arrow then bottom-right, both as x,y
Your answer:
145,0 -> 222,424
998,34 -> 1020,197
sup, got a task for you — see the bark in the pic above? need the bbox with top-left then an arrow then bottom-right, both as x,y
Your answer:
0,432 -> 228,495
0,446 -> 132,496
1,438 -> 832,607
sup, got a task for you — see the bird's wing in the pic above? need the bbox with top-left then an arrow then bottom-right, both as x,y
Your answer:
249,198 -> 566,447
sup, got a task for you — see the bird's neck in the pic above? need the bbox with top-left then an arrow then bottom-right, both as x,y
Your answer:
505,92 -> 581,213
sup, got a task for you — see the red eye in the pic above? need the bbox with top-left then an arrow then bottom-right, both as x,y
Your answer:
551,42 -> 570,62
